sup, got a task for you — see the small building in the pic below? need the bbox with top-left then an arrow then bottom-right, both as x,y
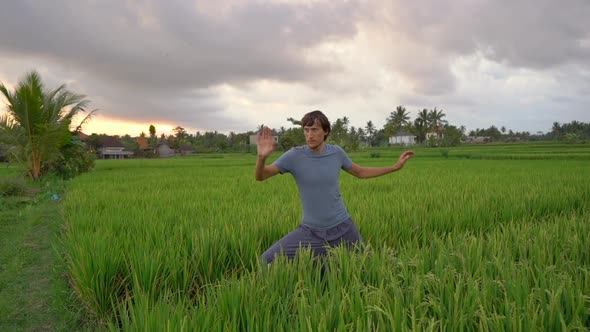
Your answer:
136,137 -> 154,153
249,130 -> 279,145
426,125 -> 446,141
157,143 -> 175,158
135,137 -> 156,157
389,131 -> 416,146
136,137 -> 149,150
179,145 -> 195,156
98,136 -> 133,159
465,136 -> 491,144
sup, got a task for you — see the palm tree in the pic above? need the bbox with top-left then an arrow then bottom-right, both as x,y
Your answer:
428,107 -> 446,128
551,122 -> 563,139
426,107 -> 446,142
384,105 -> 411,138
413,117 -> 427,144
287,117 -> 302,126
0,71 -> 92,180
342,116 -> 350,127
365,120 -> 375,147
413,109 -> 430,143
330,118 -> 347,146
394,106 -> 411,128
458,125 -> 466,141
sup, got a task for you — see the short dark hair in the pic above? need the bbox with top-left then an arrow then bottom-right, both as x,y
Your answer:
301,110 -> 331,141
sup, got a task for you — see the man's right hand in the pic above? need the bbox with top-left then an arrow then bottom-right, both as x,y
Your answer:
257,126 -> 275,159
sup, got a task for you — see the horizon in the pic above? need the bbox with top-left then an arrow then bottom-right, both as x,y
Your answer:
78,116 -> 561,139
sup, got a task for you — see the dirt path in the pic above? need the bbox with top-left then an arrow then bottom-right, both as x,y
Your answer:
0,199 -> 82,331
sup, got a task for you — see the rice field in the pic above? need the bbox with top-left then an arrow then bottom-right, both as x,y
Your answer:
60,143 -> 590,331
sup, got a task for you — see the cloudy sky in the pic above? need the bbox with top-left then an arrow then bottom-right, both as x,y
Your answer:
1,0 -> 589,136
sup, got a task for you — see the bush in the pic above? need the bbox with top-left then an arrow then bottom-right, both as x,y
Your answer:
47,138 -> 96,179
0,145 -> 7,162
0,176 -> 28,197
369,152 -> 381,158
440,149 -> 449,159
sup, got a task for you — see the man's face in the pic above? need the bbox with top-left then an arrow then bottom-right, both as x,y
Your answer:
304,120 -> 327,149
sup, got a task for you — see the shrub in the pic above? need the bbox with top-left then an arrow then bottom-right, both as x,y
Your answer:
47,138 -> 96,179
0,176 -> 28,197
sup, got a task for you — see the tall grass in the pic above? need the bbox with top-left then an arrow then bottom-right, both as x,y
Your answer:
60,145 -> 590,330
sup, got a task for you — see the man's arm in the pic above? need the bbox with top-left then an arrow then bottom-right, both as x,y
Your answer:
255,157 -> 280,181
346,151 -> 414,179
255,127 -> 281,181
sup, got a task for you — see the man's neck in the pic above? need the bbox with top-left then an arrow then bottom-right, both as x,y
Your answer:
310,142 -> 325,154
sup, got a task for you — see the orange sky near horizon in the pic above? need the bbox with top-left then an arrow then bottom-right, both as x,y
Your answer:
77,114 -> 178,137
0,106 -> 179,137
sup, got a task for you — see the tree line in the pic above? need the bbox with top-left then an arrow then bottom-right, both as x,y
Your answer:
1,71 -> 588,180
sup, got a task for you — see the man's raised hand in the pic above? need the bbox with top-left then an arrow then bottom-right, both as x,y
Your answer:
395,151 -> 415,169
257,126 -> 275,159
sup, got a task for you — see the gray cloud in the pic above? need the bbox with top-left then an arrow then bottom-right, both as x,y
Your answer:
0,0 -> 588,133
0,0 -> 359,89
365,0 -> 590,94
0,0 -> 362,128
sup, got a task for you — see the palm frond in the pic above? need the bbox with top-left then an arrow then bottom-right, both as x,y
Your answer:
73,109 -> 97,134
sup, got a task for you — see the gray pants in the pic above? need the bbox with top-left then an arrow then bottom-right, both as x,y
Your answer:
260,218 -> 364,264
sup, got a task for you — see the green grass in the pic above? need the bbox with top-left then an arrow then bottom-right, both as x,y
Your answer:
58,143 -> 590,330
0,174 -> 88,331
368,142 -> 590,160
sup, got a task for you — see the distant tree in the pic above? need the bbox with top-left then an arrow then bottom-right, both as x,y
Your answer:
440,125 -> 462,147
167,135 -> 177,150
551,121 -> 590,142
356,127 -> 366,147
280,117 -> 305,150
384,105 -> 410,137
551,122 -> 561,139
413,109 -> 430,143
149,124 -> 156,138
228,131 -> 236,148
364,120 -> 376,147
345,126 -> 361,151
459,125 -> 467,138
173,126 -> 188,140
140,131 -> 146,138
484,125 -> 502,141
287,117 -> 302,126
428,107 -> 446,128
373,129 -> 389,147
330,117 -> 348,146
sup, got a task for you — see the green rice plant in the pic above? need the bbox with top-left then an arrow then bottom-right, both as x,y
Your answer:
59,144 -> 590,329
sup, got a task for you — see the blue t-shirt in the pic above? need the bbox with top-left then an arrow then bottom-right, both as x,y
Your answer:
273,144 -> 353,228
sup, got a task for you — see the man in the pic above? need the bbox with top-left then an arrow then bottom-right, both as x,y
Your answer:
256,110 -> 414,264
